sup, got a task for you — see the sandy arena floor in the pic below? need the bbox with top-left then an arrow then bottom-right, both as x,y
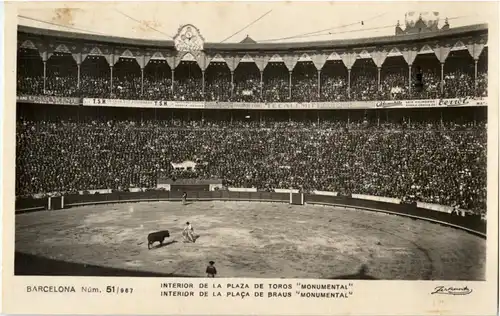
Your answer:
15,201 -> 486,280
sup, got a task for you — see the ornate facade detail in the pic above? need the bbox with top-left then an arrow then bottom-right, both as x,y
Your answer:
174,24 -> 205,52
401,11 -> 444,34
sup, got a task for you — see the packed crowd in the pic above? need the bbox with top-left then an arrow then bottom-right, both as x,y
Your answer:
17,51 -> 488,102
16,117 -> 487,214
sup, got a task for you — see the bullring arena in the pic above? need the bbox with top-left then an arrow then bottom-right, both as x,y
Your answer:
15,200 -> 486,280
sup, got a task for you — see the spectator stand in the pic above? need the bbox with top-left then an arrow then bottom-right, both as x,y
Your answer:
14,23 -> 489,239
17,24 -> 488,103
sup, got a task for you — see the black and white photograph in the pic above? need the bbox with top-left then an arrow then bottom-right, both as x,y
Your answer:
2,1 -> 499,315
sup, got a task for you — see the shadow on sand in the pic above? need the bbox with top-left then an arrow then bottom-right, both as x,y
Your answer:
151,239 -> 178,249
327,265 -> 379,280
16,253 -> 378,279
14,252 -> 195,277
181,234 -> 201,243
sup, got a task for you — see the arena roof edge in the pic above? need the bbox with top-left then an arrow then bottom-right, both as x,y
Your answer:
18,24 -> 488,52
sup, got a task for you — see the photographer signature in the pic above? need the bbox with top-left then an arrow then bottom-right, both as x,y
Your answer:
431,286 -> 473,295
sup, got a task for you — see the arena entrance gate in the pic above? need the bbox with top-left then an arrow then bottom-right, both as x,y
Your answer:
47,195 -> 64,210
289,189 -> 304,205
157,178 -> 223,198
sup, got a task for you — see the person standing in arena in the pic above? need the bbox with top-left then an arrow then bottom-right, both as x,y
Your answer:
182,192 -> 187,205
206,261 -> 217,277
183,221 -> 195,243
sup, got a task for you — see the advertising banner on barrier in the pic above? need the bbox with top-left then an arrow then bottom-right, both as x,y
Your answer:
374,100 -> 406,108
83,98 -> 205,109
17,95 -> 81,105
401,99 -> 439,107
166,101 -> 205,108
437,97 -> 487,107
205,101 -> 375,110
209,102 -> 319,110
81,97 -> 487,109
204,102 -> 232,109
376,97 -> 487,108
82,98 -> 163,107
313,101 -> 375,109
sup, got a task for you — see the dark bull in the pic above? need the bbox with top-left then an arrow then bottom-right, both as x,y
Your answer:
147,230 -> 170,249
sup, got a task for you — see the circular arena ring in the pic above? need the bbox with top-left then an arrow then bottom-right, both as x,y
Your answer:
15,200 -> 485,280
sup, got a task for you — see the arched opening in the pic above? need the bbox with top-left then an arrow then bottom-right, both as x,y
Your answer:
443,49 -> 474,98
80,55 -> 111,98
350,58 -> 377,101
233,62 -> 260,102
173,59 -> 202,101
205,61 -> 231,102
263,62 -> 288,102
292,61 -> 317,102
321,60 -> 347,102
17,48 -> 43,95
381,55 -> 409,100
112,57 -> 141,99
46,52 -> 78,97
143,59 -> 172,100
412,52 -> 440,99
477,47 -> 488,97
